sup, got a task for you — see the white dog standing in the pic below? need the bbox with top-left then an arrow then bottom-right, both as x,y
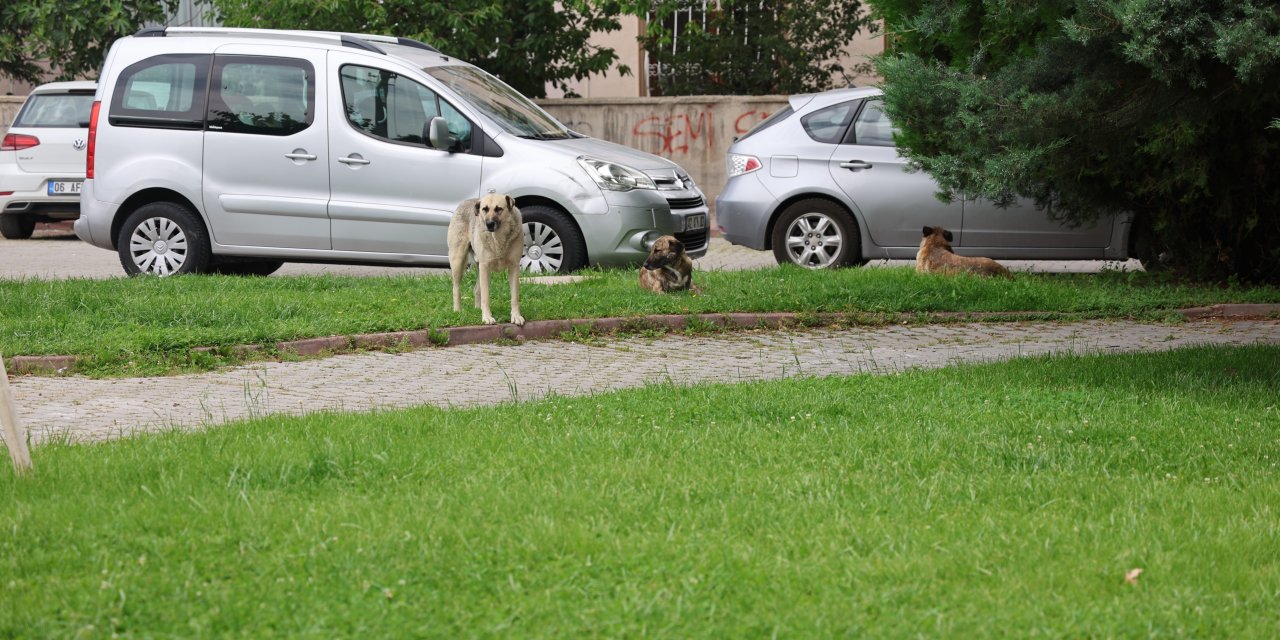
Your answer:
448,193 -> 526,326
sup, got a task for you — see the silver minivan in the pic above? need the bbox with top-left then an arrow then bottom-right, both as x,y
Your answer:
716,87 -> 1133,269
76,27 -> 709,276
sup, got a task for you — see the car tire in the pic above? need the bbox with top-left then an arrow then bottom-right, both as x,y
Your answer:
117,202 -> 213,276
519,204 -> 587,274
211,260 -> 285,276
770,199 -> 861,269
0,215 -> 36,240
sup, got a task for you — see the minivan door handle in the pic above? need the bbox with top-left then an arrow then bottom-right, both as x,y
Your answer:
285,152 -> 317,161
338,154 -> 371,166
839,160 -> 873,171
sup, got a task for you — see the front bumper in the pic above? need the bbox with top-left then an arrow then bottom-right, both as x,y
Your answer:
585,187 -> 709,267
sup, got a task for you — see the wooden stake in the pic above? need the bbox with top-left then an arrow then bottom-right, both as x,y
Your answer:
0,354 -> 32,474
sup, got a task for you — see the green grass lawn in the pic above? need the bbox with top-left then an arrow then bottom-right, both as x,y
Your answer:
2,266 -> 1278,376
3,345 -> 1278,637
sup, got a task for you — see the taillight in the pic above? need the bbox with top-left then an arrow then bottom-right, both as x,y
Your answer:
1,134 -> 40,151
86,101 -> 100,179
727,154 -> 761,177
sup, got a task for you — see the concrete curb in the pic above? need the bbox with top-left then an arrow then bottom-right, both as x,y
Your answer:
7,304 -> 1280,375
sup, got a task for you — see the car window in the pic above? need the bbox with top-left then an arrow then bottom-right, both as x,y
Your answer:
14,92 -> 94,128
735,105 -> 793,142
801,101 -> 856,144
109,54 -> 210,129
849,100 -> 897,147
207,56 -> 313,136
341,64 -> 473,150
426,65 -> 570,140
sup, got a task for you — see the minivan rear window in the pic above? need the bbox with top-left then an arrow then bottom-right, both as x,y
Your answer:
14,93 -> 95,128
109,54 -> 210,130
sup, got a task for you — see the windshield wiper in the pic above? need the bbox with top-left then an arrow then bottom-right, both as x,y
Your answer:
516,132 -> 571,140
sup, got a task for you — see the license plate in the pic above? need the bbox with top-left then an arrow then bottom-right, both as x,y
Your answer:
47,180 -> 83,196
684,213 -> 706,231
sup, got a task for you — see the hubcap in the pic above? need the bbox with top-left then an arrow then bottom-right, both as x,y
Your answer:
521,221 -> 564,274
128,217 -> 188,276
784,212 -> 842,268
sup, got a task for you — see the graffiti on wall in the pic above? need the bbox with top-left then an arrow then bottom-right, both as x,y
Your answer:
628,107 -> 772,155
630,109 -> 713,155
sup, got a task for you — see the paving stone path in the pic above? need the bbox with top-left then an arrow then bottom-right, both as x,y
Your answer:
11,319 -> 1279,444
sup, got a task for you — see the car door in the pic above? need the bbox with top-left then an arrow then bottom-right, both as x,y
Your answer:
327,53 -> 484,257
829,99 -> 963,251
960,194 -> 1114,254
201,45 -> 330,250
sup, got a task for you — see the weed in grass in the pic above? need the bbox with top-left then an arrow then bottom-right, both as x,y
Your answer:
427,327 -> 449,347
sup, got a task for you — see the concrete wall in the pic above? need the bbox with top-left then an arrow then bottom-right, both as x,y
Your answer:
536,95 -> 790,211
1,96 -> 24,136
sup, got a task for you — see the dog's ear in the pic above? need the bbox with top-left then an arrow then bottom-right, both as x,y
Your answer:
505,195 -> 515,211
943,229 -> 954,242
473,200 -> 481,217
671,239 -> 684,253
922,226 -> 931,237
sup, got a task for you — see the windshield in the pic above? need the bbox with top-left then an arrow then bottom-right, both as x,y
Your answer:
15,92 -> 94,127
426,65 -> 573,140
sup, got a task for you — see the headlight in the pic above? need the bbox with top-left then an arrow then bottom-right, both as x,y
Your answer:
727,154 -> 761,178
577,157 -> 657,191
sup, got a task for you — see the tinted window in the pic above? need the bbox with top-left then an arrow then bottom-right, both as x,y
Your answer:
800,101 -> 856,144
14,92 -> 94,127
849,100 -> 896,147
207,56 -> 313,136
736,105 -> 794,142
109,54 -> 210,129
341,64 -> 472,149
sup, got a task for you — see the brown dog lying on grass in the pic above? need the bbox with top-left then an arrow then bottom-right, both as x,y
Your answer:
639,235 -> 698,293
916,226 -> 1012,278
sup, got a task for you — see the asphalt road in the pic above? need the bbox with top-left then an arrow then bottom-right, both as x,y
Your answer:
2,222 -> 1144,279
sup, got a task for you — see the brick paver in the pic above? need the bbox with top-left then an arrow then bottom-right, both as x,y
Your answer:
12,319 -> 1279,444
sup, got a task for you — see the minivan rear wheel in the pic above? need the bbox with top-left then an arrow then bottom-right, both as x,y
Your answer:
0,214 -> 36,240
519,205 -> 587,274
117,202 -> 212,276
771,199 -> 861,269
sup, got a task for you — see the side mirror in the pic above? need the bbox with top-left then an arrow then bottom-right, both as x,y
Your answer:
427,116 -> 454,151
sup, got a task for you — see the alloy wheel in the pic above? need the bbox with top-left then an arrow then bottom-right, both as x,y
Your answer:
783,212 -> 844,268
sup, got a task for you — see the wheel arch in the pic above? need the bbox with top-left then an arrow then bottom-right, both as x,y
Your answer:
111,188 -> 205,251
763,193 -> 862,252
512,196 -> 590,265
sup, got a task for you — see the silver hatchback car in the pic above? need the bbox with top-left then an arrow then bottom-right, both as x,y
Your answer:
716,87 -> 1132,268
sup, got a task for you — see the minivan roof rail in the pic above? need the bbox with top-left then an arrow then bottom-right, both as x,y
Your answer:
133,27 -> 440,54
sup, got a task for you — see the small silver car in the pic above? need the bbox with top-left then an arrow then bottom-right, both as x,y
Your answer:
1,81 -> 96,239
77,28 -> 708,276
716,87 -> 1132,268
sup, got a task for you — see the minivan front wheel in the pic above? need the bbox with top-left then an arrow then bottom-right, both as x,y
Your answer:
519,205 -> 587,274
771,199 -> 860,269
117,202 -> 212,276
